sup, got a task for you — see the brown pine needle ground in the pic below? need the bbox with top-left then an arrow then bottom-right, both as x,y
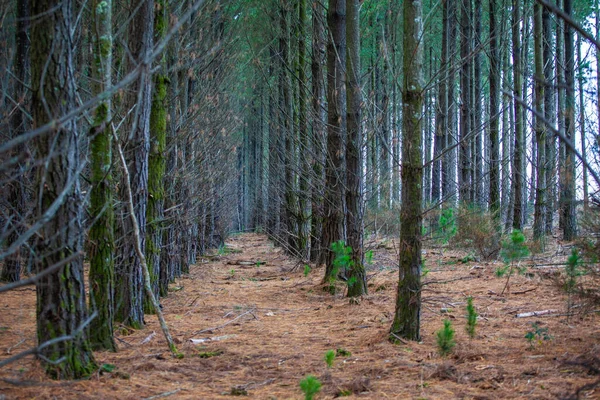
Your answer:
1,233 -> 599,399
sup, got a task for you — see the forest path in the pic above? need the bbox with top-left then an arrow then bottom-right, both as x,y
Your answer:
1,233 -> 599,399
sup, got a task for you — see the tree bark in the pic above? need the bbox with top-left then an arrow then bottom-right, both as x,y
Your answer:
115,0 -> 154,328
561,0 -> 577,240
512,0 -> 524,230
88,0 -> 116,352
322,0 -> 346,282
31,0 -> 97,378
345,0 -> 366,297
533,1 -> 547,242
1,0 -> 30,283
390,0 -> 423,342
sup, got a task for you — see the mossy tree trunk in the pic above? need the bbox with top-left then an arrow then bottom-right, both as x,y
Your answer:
345,0 -> 366,297
88,0 -> 116,352
390,0 -> 423,342
31,0 -> 97,378
322,0 -> 346,282
115,0 -> 154,328
145,0 -> 168,313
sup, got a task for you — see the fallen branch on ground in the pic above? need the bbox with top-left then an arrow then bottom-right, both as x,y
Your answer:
515,309 -> 558,318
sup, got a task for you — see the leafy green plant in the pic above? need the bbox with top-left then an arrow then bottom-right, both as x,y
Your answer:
525,322 -> 552,349
324,349 -> 336,368
229,269 -> 236,278
439,208 -> 457,244
436,319 -> 456,357
498,230 -> 530,294
300,375 -> 322,400
466,296 -> 477,339
304,264 -> 311,277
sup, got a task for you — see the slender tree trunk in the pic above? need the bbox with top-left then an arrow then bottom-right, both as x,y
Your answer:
432,0 -> 449,207
533,1 -> 547,242
311,1 -> 326,263
297,0 -> 311,260
322,0 -> 346,282
88,0 -> 116,351
459,0 -> 472,205
473,0 -> 483,206
161,38 -> 179,296
390,0 -> 423,342
562,0 -> 577,240
488,0 -> 500,226
544,3 -> 555,234
145,0 -> 168,312
511,0 -> 524,230
577,36 -> 588,211
2,0 -> 30,282
31,0 -> 97,378
115,0 -> 154,328
443,0 -> 458,203
345,0 -> 366,297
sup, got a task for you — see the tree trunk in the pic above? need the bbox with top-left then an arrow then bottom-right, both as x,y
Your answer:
88,0 -> 116,351
1,0 -> 30,283
511,0 -> 524,230
543,3 -> 555,234
297,0 -> 311,260
533,1 -> 547,243
577,36 -> 588,211
145,0 -> 168,313
390,0 -> 423,342
322,0 -> 346,282
31,0 -> 97,378
488,0 -> 500,225
432,0 -> 449,207
345,0 -> 366,297
561,0 -> 577,240
115,0 -> 154,328
310,1 -> 326,263
459,0 -> 472,205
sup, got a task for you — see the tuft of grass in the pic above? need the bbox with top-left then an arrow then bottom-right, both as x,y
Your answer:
196,349 -> 224,358
436,319 -> 456,357
324,349 -> 336,368
335,348 -> 351,357
300,375 -> 322,400
466,296 -> 477,339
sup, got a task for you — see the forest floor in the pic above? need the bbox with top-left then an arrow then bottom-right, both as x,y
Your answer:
1,232 -> 599,399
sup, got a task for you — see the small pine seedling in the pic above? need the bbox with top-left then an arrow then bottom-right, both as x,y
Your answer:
436,319 -> 456,357
324,349 -> 336,368
466,296 -> 477,339
300,375 -> 322,400
525,322 -> 552,349
304,264 -> 311,277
